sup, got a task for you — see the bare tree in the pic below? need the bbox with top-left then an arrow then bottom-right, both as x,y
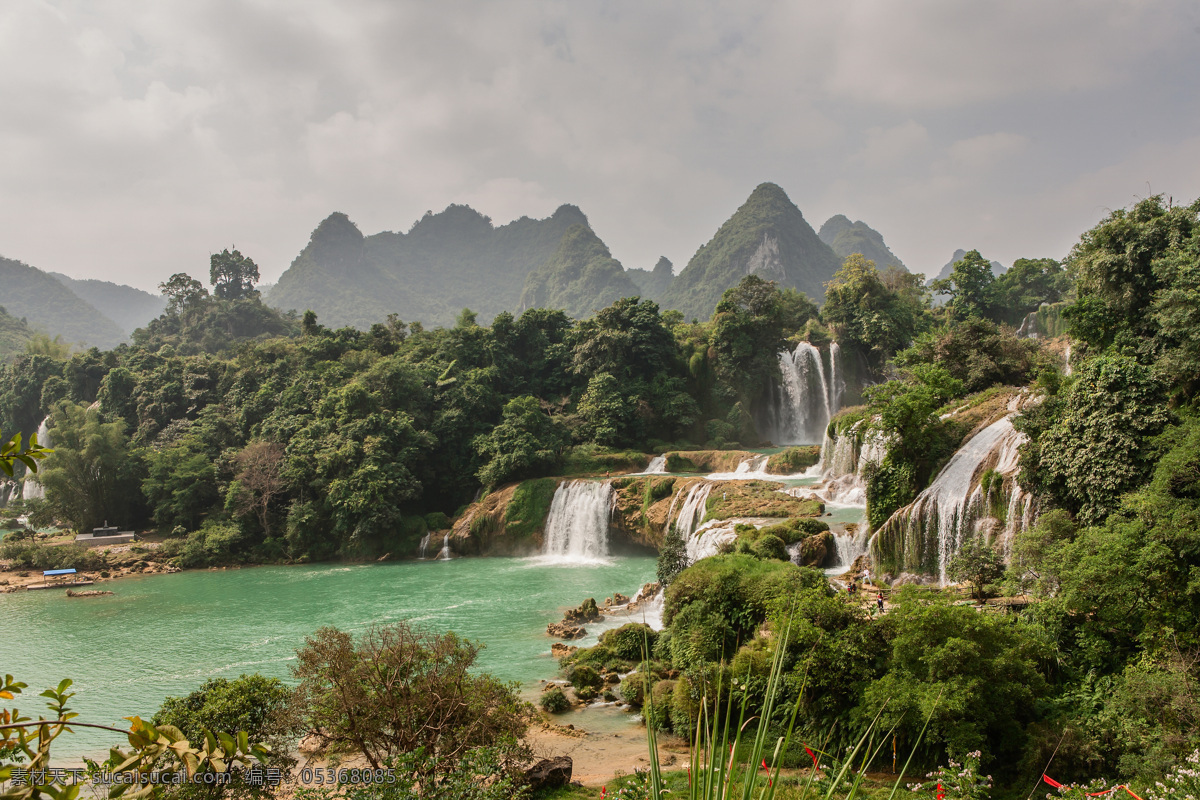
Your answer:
232,441 -> 285,537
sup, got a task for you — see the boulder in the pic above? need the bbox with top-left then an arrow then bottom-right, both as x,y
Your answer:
523,757 -> 573,792
563,597 -> 602,624
551,642 -> 578,658
547,622 -> 586,639
792,531 -> 835,567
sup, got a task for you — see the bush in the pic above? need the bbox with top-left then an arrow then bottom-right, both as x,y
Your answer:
750,533 -> 789,561
567,664 -> 603,701
540,686 -> 570,714
620,674 -> 647,706
599,623 -> 658,661
178,522 -> 244,568
0,541 -> 105,572
670,674 -> 699,737
424,511 -> 451,530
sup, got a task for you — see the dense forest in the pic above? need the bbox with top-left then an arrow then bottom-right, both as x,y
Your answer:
3,194 -> 1200,791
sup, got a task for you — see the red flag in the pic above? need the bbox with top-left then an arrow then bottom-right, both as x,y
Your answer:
1044,775 -> 1064,789
600,787 -> 606,799
804,744 -> 819,768
761,758 -> 773,787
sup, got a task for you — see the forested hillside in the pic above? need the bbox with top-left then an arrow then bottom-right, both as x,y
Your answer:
50,272 -> 165,335
625,256 -> 675,301
0,306 -> 34,362
0,256 -> 126,349
518,224 -> 643,318
818,214 -> 907,271
660,183 -> 842,320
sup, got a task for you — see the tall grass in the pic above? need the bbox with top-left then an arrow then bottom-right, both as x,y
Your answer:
639,611 -> 940,800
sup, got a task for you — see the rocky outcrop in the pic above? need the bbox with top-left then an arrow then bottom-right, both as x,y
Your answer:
791,531 -> 835,567
521,757 -> 573,793
547,623 -> 586,639
564,598 -> 602,624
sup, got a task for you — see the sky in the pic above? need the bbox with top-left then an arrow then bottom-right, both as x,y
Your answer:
2,0 -> 1199,293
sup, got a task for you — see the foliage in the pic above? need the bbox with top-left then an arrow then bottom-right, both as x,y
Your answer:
907,751 -> 992,800
209,250 -> 260,302
290,623 -> 531,775
1016,352 -> 1171,524
822,255 -> 930,362
896,317 -> 1040,394
656,522 -> 688,586
0,674 -> 269,800
945,538 -> 1005,604
36,401 -> 142,532
598,623 -> 659,662
931,250 -> 996,320
989,257 -> 1071,327
502,478 -> 557,539
0,429 -> 51,479
539,687 -> 570,714
0,540 -> 105,571
474,396 -> 566,487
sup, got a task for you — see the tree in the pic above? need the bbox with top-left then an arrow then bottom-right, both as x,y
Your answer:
290,623 -> 532,776
822,255 -> 929,360
160,273 -> 210,315
946,538 -> 1005,604
229,441 -> 286,537
656,522 -> 688,586
36,401 -> 142,532
473,396 -> 566,488
209,249 -> 260,301
0,430 -> 51,479
932,250 -> 996,320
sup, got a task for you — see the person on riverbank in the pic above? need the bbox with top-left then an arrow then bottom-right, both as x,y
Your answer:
877,591 -> 885,612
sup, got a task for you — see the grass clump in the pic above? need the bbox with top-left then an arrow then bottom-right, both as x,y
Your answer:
503,477 -> 557,538
540,686 -> 570,714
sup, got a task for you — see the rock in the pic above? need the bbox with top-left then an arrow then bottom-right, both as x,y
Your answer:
563,598 -> 602,624
65,589 -> 114,598
635,582 -> 661,602
612,592 -> 629,605
547,622 -> 586,639
792,531 -> 834,567
550,642 -> 578,658
892,572 -> 935,587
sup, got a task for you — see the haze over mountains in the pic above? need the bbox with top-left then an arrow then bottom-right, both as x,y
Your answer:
2,182 -> 919,354
269,182 -> 895,328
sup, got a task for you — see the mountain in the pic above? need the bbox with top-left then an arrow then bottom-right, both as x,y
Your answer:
625,256 -> 675,301
267,204 -> 592,329
0,305 -> 34,362
659,183 -> 842,321
0,257 -> 125,349
50,273 -> 165,335
818,215 -> 907,271
518,225 -> 643,319
929,249 -> 1007,284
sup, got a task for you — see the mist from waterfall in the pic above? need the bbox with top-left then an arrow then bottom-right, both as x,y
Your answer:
541,480 -> 614,565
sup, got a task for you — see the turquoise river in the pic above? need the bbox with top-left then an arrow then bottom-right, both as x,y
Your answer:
0,555 -> 657,761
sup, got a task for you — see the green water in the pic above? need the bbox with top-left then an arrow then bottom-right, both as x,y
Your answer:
0,556 -> 656,761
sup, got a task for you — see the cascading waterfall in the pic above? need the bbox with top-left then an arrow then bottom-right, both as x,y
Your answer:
673,482 -> 713,540
542,480 -> 614,564
437,534 -> 452,560
419,532 -> 431,559
21,416 -> 51,501
763,342 -> 842,444
644,456 -> 667,474
873,414 -> 1029,583
1064,342 -> 1073,376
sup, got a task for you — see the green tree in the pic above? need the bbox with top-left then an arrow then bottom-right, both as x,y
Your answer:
143,439 -> 220,532
822,255 -> 929,360
932,250 -> 996,320
575,372 -> 631,447
160,273 -> 210,315
209,249 -> 261,301
989,257 -> 1070,327
36,401 -> 142,532
473,396 -> 566,488
946,538 -> 1005,604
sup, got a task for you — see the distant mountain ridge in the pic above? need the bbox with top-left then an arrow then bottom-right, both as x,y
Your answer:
818,215 -> 907,272
518,225 -> 642,319
268,205 -> 595,329
625,256 -> 674,302
658,183 -> 842,320
0,305 -> 35,362
0,256 -> 126,349
50,273 -> 165,335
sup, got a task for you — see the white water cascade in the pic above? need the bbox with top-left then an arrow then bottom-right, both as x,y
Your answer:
643,456 -> 667,474
762,342 -> 844,445
1064,342 -> 1073,376
21,416 -> 51,501
874,413 -> 1029,583
419,532 -> 432,559
542,480 -> 614,564
437,534 -> 452,560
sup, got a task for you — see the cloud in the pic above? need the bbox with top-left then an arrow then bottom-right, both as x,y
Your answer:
0,0 -> 1197,295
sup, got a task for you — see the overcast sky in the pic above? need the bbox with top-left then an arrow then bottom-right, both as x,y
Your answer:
2,1 -> 1199,293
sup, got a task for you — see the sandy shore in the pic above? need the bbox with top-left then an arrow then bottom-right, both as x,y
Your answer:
526,716 -> 687,786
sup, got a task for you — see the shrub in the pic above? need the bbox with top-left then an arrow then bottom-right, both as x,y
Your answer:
599,623 -> 658,661
670,674 -> 699,737
750,533 -> 788,561
620,675 -> 647,706
567,664 -> 603,700
178,522 -> 244,568
0,541 -> 105,572
540,687 -> 570,714
424,511 -> 451,530
645,680 -> 676,731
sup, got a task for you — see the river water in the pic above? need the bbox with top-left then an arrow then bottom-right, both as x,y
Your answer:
0,556 -> 656,760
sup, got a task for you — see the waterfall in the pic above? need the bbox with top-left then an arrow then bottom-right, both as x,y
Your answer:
437,534 -> 452,560
1064,342 -> 1073,376
542,480 -> 614,564
644,456 -> 667,474
685,519 -> 738,563
874,415 -> 1028,583
764,342 -> 838,445
799,424 -> 888,507
705,454 -> 774,481
829,341 -> 844,412
21,416 -> 51,501
419,532 -> 431,559
669,482 -> 713,539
